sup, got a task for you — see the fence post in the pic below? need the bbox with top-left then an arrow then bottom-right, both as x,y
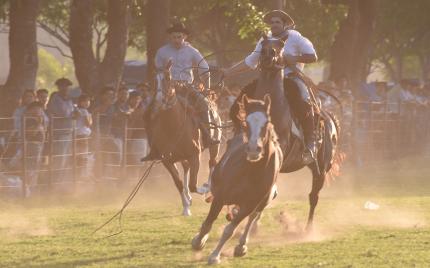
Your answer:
48,115 -> 53,191
21,116 -> 27,198
122,117 -> 128,180
72,119 -> 77,190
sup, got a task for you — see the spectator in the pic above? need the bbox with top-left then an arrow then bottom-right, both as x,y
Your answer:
75,94 -> 92,137
92,86 -> 116,136
75,94 -> 93,179
13,89 -> 36,137
115,86 -> 130,113
126,91 -> 149,166
23,101 -> 48,196
47,77 -> 74,178
36,88 -> 49,110
136,83 -> 152,112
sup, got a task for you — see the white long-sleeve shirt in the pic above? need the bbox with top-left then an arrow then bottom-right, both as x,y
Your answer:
244,30 -> 316,76
155,42 -> 210,84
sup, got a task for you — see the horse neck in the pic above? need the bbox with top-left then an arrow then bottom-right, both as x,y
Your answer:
156,101 -> 185,130
255,69 -> 291,135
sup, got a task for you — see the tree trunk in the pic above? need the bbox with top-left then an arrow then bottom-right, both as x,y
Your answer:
1,0 -> 40,116
69,0 -> 98,95
99,0 -> 131,90
70,0 -> 131,96
329,0 -> 376,92
146,0 -> 170,88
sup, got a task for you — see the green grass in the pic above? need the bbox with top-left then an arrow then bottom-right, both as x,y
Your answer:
0,160 -> 429,267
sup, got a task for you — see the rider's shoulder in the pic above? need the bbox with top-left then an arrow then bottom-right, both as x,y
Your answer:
156,43 -> 171,54
287,30 -> 303,39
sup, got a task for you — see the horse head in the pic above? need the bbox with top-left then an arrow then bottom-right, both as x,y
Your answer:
259,33 -> 285,71
237,94 -> 273,162
156,59 -> 177,110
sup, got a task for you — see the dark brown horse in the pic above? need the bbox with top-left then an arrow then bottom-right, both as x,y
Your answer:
230,35 -> 340,231
148,61 -> 221,216
192,95 -> 283,265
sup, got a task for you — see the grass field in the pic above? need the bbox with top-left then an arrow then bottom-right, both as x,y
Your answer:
0,159 -> 429,267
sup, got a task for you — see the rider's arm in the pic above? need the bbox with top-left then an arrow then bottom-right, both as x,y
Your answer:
284,54 -> 317,65
193,49 -> 211,89
223,60 -> 251,76
223,38 -> 263,77
284,33 -> 317,65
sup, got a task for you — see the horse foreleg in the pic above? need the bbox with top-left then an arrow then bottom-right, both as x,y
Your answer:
234,210 -> 261,257
162,160 -> 190,216
188,154 -> 204,194
192,197 -> 223,251
306,166 -> 326,232
207,205 -> 254,265
206,144 -> 220,190
181,161 -> 192,206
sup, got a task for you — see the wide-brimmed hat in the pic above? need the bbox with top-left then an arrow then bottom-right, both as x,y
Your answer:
55,77 -> 72,87
166,22 -> 190,35
263,10 -> 294,26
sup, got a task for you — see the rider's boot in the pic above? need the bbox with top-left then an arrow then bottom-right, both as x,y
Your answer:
301,108 -> 317,165
140,146 -> 162,162
199,122 -> 220,147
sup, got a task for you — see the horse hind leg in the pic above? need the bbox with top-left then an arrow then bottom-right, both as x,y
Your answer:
192,197 -> 223,251
162,160 -> 190,216
306,165 -> 326,232
204,144 -> 220,193
181,161 -> 192,203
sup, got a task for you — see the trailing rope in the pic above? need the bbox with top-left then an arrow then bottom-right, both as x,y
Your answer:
92,160 -> 159,239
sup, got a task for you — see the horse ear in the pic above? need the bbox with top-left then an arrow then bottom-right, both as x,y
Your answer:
237,94 -> 248,121
242,94 -> 249,106
263,94 -> 271,114
166,59 -> 173,71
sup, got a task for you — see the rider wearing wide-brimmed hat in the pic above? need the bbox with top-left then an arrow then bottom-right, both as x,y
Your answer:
223,10 -> 318,164
141,21 -> 219,161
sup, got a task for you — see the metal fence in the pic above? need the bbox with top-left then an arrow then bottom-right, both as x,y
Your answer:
0,114 -> 149,198
0,101 -> 429,197
338,101 -> 430,166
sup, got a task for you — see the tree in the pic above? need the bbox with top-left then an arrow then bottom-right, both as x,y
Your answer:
372,0 -> 430,81
145,0 -> 170,87
69,0 -> 131,95
329,0 -> 376,89
0,0 -> 40,116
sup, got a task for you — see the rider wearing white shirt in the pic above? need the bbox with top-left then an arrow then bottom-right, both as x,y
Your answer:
223,10 -> 318,162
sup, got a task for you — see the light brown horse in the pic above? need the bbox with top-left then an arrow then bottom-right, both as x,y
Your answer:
192,95 -> 283,264
147,60 -> 221,216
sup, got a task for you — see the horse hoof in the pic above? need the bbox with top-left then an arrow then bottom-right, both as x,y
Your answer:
208,255 -> 221,265
192,234 -> 208,251
196,186 -> 210,195
205,194 -> 213,203
182,209 -> 192,217
305,224 -> 313,234
234,245 -> 247,257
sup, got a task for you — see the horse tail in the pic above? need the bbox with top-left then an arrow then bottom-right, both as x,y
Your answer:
322,110 -> 345,182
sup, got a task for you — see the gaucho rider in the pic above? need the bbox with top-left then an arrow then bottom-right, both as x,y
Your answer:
223,10 -> 318,164
142,22 -> 220,161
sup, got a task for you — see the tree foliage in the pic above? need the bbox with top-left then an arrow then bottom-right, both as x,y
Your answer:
372,0 -> 430,80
